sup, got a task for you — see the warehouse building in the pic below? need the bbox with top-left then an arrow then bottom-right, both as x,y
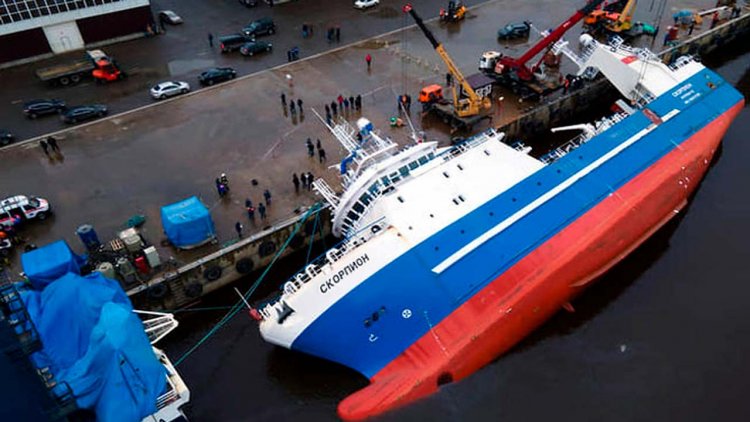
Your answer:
0,0 -> 153,67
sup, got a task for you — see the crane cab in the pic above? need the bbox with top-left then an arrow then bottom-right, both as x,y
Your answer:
418,85 -> 444,104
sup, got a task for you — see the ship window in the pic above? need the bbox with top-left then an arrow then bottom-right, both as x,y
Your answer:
443,172 -> 450,178
347,210 -> 360,221
429,213 -> 435,218
418,156 -> 429,165
457,164 -> 464,170
452,199 -> 459,205
389,172 -> 401,183
397,196 -> 404,203
458,195 -> 465,202
353,202 -> 365,214
484,150 -> 491,156
369,183 -> 381,195
381,177 -> 391,187
360,193 -> 372,206
428,152 -> 435,159
408,161 -> 419,170
399,166 -> 409,177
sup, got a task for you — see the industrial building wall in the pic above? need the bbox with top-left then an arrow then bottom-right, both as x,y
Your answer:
0,27 -> 51,63
77,6 -> 152,45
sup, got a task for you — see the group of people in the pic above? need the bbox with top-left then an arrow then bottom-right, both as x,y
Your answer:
281,93 -> 304,116
292,172 -> 316,193
323,94 -> 362,125
305,138 -> 326,163
326,26 -> 342,43
39,136 -> 61,157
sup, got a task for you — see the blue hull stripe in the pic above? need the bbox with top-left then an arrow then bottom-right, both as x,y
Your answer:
292,68 -> 743,377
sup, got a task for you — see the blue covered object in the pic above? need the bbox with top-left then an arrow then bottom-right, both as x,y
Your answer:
21,240 -> 85,290
20,273 -> 166,422
161,196 -> 216,248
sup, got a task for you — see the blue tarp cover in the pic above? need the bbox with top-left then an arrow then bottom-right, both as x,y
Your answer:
21,240 -> 84,290
20,272 -> 166,422
161,196 -> 216,248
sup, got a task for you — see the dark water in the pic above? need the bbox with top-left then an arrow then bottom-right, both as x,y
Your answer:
163,44 -> 750,421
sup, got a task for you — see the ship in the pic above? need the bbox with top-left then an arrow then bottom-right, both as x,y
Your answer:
253,34 -> 744,420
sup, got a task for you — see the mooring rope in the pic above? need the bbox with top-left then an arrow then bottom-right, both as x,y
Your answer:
174,203 -> 324,366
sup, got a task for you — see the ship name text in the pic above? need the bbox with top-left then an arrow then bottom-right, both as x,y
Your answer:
320,254 -> 370,294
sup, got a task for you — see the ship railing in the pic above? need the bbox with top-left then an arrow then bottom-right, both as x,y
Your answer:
155,374 -> 180,409
312,179 -> 340,208
669,55 -> 695,71
441,128 -> 503,163
540,112 -> 628,164
133,310 -> 178,345
259,219 -> 386,318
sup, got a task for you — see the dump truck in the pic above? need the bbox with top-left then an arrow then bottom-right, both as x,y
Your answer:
35,49 -> 125,86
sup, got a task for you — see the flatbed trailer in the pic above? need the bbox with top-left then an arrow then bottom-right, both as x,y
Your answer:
35,49 -> 124,86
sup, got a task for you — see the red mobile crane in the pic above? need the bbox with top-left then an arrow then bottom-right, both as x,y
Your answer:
479,0 -> 605,99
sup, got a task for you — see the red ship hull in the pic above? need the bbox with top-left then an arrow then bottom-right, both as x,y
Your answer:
338,100 -> 745,420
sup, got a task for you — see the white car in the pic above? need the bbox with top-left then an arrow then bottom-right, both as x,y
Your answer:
150,81 -> 190,100
354,0 -> 379,9
0,195 -> 51,227
158,10 -> 183,25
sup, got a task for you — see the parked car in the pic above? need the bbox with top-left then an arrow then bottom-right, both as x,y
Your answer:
198,67 -> 237,86
242,17 -> 275,37
61,104 -> 108,124
158,10 -> 183,25
219,34 -> 253,53
354,0 -> 380,9
150,81 -> 190,100
23,99 -> 66,119
497,21 -> 531,40
0,195 -> 51,228
0,130 -> 13,146
240,40 -> 273,57
238,0 -> 258,6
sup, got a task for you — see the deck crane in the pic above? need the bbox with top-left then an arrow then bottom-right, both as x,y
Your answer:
479,0 -> 606,98
404,4 -> 492,132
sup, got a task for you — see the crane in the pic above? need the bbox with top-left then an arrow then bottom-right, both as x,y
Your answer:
603,0 -> 637,33
495,0 -> 606,82
404,3 -> 491,123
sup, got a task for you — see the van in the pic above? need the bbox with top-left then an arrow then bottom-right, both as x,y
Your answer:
242,17 -> 276,37
219,34 -> 252,53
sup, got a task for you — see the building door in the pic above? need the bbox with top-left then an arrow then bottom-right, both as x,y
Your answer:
43,21 -> 85,54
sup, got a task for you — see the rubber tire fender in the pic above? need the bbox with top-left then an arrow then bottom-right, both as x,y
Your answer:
203,265 -> 222,282
258,240 -> 276,257
235,258 -> 254,274
185,283 -> 203,298
148,282 -> 168,299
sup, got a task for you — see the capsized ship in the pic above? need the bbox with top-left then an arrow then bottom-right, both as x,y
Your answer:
254,35 -> 744,420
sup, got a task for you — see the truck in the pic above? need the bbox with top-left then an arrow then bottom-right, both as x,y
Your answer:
35,49 -> 125,86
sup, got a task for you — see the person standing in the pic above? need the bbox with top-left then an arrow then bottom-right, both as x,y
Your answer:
343,97 -> 349,111
306,171 -> 314,191
235,221 -> 244,238
365,53 -> 372,71
290,100 -> 296,115
355,94 -> 362,110
245,199 -> 255,221
263,189 -> 272,206
324,104 -> 330,116
316,139 -> 322,151
306,138 -> 314,157
446,72 -> 452,87
335,25 -> 341,42
337,94 -> 344,109
318,147 -> 326,164
348,96 -> 355,110
47,136 -> 59,152
39,140 -> 49,156
293,173 -> 300,193
258,203 -> 267,220
297,98 -> 303,112
331,101 -> 338,116
208,32 -> 214,48
301,171 -> 308,190
281,92 -> 286,107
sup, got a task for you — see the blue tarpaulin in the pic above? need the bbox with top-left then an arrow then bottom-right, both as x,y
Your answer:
21,240 -> 85,290
161,196 -> 216,248
20,272 -> 166,422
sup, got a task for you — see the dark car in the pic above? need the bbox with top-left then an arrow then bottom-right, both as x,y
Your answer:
497,21 -> 531,40
198,67 -> 237,86
240,40 -> 273,56
61,105 -> 108,124
23,99 -> 66,119
238,0 -> 258,6
219,34 -> 253,53
0,130 -> 13,146
242,17 -> 275,37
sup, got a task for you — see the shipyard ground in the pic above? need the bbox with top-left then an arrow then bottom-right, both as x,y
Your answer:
1,0 -> 748,421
